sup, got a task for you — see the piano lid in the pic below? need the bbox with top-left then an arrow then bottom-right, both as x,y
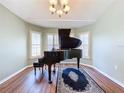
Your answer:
58,29 -> 82,49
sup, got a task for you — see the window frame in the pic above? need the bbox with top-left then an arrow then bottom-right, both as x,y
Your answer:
46,33 -> 59,51
79,31 -> 91,59
30,31 -> 42,58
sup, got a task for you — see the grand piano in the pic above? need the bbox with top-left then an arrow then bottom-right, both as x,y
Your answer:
39,29 -> 82,84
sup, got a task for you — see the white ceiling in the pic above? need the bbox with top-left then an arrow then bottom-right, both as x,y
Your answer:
0,0 -> 114,28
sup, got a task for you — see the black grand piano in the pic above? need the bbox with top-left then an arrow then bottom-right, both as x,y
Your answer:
39,29 -> 82,84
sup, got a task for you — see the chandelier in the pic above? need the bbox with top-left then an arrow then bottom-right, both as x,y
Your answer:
49,0 -> 70,17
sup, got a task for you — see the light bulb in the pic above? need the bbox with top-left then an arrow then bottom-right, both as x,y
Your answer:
63,5 -> 70,14
57,10 -> 63,17
49,6 -> 56,14
49,0 -> 58,5
60,0 -> 69,5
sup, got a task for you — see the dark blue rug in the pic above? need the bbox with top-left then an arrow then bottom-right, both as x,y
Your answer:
62,68 -> 89,91
57,64 -> 105,93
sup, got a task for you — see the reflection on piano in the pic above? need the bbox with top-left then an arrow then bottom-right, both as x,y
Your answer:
39,29 -> 82,84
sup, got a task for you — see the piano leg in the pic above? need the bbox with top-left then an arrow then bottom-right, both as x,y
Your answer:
53,64 -> 56,73
48,64 -> 52,84
77,58 -> 80,69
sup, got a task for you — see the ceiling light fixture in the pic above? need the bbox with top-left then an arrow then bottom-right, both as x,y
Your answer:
49,0 -> 70,17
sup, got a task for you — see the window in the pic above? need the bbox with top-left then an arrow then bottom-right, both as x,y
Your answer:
31,31 -> 41,57
79,32 -> 90,59
47,34 -> 59,51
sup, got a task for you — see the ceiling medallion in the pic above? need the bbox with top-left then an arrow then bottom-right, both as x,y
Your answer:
49,0 -> 70,17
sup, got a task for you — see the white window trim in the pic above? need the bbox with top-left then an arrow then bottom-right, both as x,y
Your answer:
79,31 -> 92,60
29,31 -> 42,59
46,33 -> 59,50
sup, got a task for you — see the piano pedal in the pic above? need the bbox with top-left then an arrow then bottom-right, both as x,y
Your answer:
48,81 -> 52,84
53,70 -> 56,74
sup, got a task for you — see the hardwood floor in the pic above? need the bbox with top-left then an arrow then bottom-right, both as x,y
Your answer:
0,64 -> 124,93
0,67 -> 57,93
82,65 -> 124,93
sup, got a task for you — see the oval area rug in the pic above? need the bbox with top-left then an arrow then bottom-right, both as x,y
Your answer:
57,64 -> 105,93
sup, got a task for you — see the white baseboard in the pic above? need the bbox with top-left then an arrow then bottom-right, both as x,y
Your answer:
81,63 -> 124,88
26,65 -> 33,68
0,65 -> 32,85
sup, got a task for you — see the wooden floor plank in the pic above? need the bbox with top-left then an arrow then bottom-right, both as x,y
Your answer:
0,64 -> 124,93
81,65 -> 124,93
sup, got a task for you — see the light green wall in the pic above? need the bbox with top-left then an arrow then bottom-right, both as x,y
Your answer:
77,0 -> 124,84
0,4 -> 45,81
92,0 -> 124,84
0,4 -> 28,81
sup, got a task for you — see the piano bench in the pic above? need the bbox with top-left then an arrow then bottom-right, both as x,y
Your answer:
33,63 -> 44,75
